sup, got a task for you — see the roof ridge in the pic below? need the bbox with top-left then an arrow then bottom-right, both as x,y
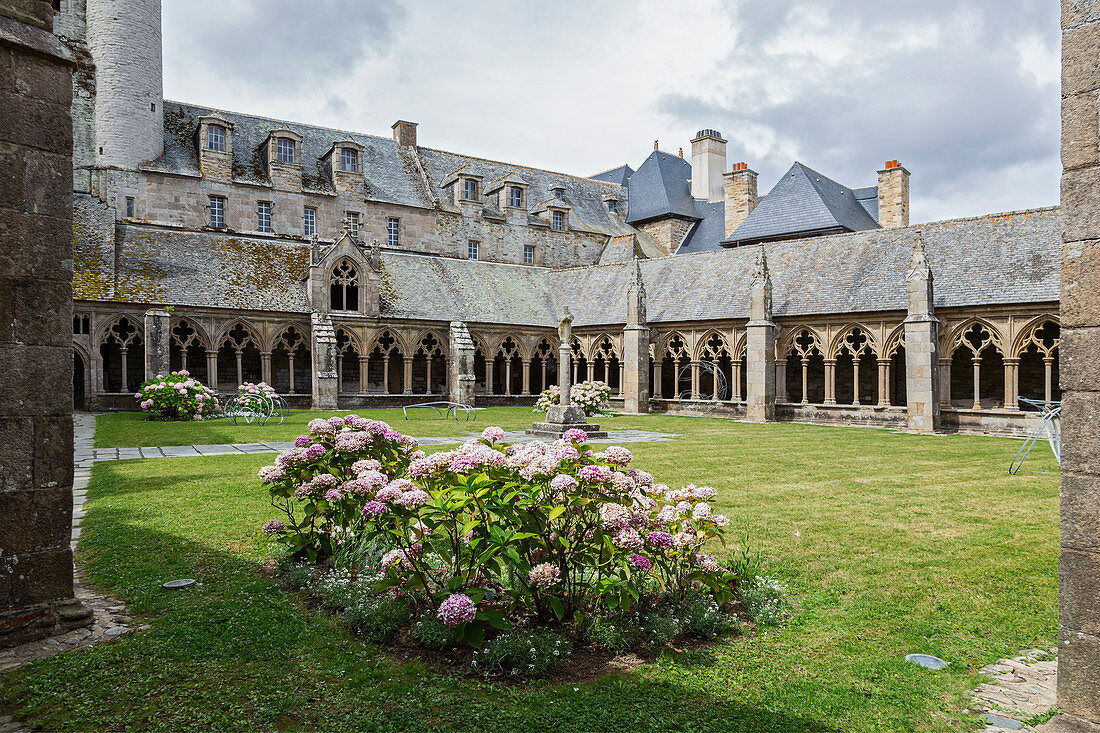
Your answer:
418,147 -> 621,187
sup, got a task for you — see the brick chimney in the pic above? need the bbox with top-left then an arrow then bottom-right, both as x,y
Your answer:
723,162 -> 758,238
877,160 -> 910,228
392,120 -> 418,147
690,129 -> 727,202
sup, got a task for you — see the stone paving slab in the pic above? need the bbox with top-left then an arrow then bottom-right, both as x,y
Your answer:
81,430 -> 679,462
967,648 -> 1058,732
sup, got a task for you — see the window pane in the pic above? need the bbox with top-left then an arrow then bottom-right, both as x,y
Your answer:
209,196 -> 224,228
207,125 -> 225,152
276,138 -> 295,164
258,202 -> 271,232
304,208 -> 315,237
468,241 -> 478,259
524,245 -> 534,264
387,217 -> 399,247
340,148 -> 357,172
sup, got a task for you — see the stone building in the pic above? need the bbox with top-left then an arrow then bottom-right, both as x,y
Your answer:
53,0 -> 1060,436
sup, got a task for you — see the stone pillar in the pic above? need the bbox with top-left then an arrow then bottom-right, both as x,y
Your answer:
775,360 -> 786,402
521,359 -> 531,395
586,361 -> 594,383
1004,358 -> 1020,410
690,360 -> 700,400
485,360 -> 494,396
732,360 -> 743,401
382,357 -> 390,394
939,358 -> 952,409
260,351 -> 272,386
618,260 -> 650,411
402,356 -> 413,395
653,361 -> 663,399
310,313 -> 338,410
206,351 -> 218,389
878,359 -> 890,407
823,360 -> 836,404
1056,5 -> 1100,724
745,247 -> 776,421
358,355 -> 369,395
0,3 -> 92,646
143,309 -> 170,379
903,234 -> 940,433
448,322 -> 476,406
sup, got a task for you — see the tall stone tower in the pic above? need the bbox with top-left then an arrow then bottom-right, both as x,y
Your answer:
85,0 -> 163,168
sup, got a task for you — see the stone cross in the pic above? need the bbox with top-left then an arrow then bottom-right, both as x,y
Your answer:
557,305 -> 574,406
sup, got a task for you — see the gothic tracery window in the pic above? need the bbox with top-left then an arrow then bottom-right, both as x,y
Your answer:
330,260 -> 360,312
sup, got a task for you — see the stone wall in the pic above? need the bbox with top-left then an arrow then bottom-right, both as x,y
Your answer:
0,0 -> 90,647
636,217 -> 695,253
91,168 -> 607,268
1056,0 -> 1100,725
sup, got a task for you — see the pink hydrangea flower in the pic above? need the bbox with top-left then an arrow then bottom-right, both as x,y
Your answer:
613,527 -> 644,551
437,593 -> 477,626
563,428 -> 588,443
362,501 -> 386,516
351,458 -> 382,473
628,554 -> 652,571
294,435 -> 312,448
712,514 -> 730,528
528,562 -> 561,589
375,486 -> 402,503
304,444 -> 325,459
599,503 -> 632,529
261,519 -> 285,534
646,531 -> 674,549
323,487 -> 342,502
257,465 -> 285,483
550,474 -> 578,493
481,426 -> 507,442
692,502 -> 712,520
694,553 -> 719,572
307,418 -> 335,436
604,446 -> 633,465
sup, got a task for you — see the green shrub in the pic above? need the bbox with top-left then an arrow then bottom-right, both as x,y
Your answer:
342,596 -> 410,643
738,575 -> 791,627
676,589 -> 742,639
472,628 -> 572,676
412,612 -> 463,649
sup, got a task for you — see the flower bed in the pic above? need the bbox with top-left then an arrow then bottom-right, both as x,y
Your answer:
135,371 -> 219,421
259,418 -> 784,676
238,381 -> 277,397
534,380 -> 611,416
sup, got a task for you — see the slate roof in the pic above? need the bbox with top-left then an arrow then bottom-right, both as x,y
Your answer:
625,151 -> 700,224
553,207 -> 1059,325
416,147 -> 633,238
589,164 -> 634,187
79,209 -> 1059,329
150,102 -> 632,240
677,199 -> 726,254
723,162 -> 882,246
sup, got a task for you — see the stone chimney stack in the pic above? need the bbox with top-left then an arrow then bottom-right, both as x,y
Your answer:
723,162 -> 758,238
690,129 -> 727,202
392,120 -> 418,147
877,160 -> 910,228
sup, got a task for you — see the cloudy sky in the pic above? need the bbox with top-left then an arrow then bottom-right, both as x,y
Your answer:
162,0 -> 1061,223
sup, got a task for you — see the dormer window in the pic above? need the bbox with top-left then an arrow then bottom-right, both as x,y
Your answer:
551,186 -> 566,201
207,125 -> 226,152
340,148 -> 358,172
509,186 -> 523,208
276,138 -> 295,164
463,179 -> 478,201
607,199 -> 617,213
552,210 -> 565,231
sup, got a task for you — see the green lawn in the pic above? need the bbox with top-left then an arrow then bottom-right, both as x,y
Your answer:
94,406 -> 553,447
4,411 -> 1059,731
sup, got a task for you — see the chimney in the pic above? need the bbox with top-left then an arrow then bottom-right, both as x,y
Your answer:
690,129 -> 727,202
392,120 -> 418,147
723,162 -> 758,238
877,159 -> 910,228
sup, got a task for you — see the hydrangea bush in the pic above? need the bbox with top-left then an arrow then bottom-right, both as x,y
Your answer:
533,380 -> 611,416
259,420 -> 740,655
239,381 -> 277,396
135,370 -> 219,421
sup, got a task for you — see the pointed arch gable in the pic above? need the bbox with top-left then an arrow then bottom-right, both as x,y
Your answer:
215,319 -> 261,349
883,324 -> 906,358
778,325 -> 823,357
693,328 -> 732,360
828,323 -> 879,359
947,317 -> 1007,357
168,316 -> 212,351
1012,314 -> 1060,356
94,312 -> 145,346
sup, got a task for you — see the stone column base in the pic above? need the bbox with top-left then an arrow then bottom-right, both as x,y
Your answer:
0,598 -> 93,649
1040,714 -> 1100,732
527,405 -> 607,439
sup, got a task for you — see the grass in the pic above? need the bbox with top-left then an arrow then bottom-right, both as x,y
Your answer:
95,407 -> 565,447
3,410 -> 1059,731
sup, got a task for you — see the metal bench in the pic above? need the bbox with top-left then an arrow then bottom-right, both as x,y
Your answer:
402,401 -> 476,421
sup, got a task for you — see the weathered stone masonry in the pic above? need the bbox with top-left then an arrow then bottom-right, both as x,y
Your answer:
0,0 -> 91,648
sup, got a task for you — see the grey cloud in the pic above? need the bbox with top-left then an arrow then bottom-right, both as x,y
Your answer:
656,0 -> 1060,219
169,0 -> 405,90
